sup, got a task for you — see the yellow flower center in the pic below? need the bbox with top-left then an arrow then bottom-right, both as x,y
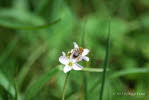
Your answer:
68,62 -> 73,66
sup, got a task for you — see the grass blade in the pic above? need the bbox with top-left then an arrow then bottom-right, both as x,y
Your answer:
14,80 -> 18,100
81,19 -> 88,100
0,71 -> 15,98
0,18 -> 61,30
110,68 -> 149,79
17,44 -> 47,87
25,67 -> 59,100
99,20 -> 111,100
0,38 -> 18,66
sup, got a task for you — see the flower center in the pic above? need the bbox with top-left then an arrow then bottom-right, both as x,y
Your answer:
68,62 -> 73,67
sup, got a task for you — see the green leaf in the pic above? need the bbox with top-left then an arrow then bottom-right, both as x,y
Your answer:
0,71 -> 22,100
0,71 -> 15,97
17,44 -> 48,86
110,68 -> 149,79
25,67 -> 59,100
0,8 -> 61,30
0,38 -> 18,66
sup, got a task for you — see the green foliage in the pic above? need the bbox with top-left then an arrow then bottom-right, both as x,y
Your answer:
0,0 -> 149,100
99,19 -> 111,100
0,71 -> 15,98
25,67 -> 59,100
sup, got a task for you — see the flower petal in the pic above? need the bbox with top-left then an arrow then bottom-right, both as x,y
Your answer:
76,57 -> 83,62
71,58 -> 77,63
72,63 -> 83,70
82,49 -> 90,56
73,42 -> 79,48
62,52 -> 66,56
68,49 -> 73,54
59,56 -> 69,64
64,65 -> 72,73
82,56 -> 89,61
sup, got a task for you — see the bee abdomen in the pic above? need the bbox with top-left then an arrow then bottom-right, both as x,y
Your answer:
73,53 -> 79,58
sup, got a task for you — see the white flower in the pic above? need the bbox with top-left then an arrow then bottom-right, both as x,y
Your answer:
70,42 -> 90,62
59,52 -> 83,73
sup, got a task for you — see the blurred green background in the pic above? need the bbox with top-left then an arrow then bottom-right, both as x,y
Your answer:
0,0 -> 149,100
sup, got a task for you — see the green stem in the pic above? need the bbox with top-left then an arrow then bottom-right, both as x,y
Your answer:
62,72 -> 70,100
82,68 -> 106,72
58,65 -> 108,73
14,80 -> 18,100
99,20 -> 111,100
81,19 -> 88,100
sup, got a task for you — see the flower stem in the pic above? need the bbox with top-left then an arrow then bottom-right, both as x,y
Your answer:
82,68 -> 107,72
62,72 -> 70,100
58,65 -> 108,73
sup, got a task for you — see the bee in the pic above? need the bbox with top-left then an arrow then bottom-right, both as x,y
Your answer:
72,48 -> 84,58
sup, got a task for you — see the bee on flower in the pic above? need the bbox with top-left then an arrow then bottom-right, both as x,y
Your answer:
59,42 -> 90,73
70,42 -> 90,62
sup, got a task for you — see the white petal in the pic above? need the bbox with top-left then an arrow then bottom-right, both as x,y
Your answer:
82,49 -> 90,56
82,56 -> 89,61
62,52 -> 66,56
77,57 -> 83,62
71,49 -> 74,53
72,63 -> 83,70
64,66 -> 72,73
59,56 -> 69,64
73,42 -> 79,48
71,58 -> 77,63
68,49 -> 73,54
